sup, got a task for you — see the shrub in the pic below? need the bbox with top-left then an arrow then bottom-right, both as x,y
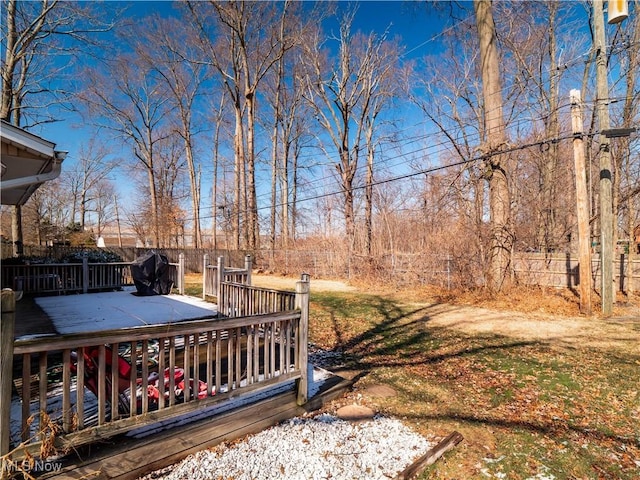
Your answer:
60,250 -> 123,263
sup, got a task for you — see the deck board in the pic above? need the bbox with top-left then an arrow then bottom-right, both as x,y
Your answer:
14,295 -> 57,339
34,289 -> 219,334
40,374 -> 352,480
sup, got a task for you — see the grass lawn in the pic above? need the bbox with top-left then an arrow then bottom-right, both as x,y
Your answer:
307,290 -> 640,480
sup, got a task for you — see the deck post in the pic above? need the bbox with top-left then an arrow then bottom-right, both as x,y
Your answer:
202,254 -> 209,300
178,253 -> 185,295
82,252 -> 89,293
295,274 -> 310,405
217,256 -> 224,308
1,289 -> 16,457
244,255 -> 252,285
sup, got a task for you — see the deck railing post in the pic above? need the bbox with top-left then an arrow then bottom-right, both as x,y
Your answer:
202,254 -> 209,300
295,274 -> 310,405
245,255 -> 252,285
217,256 -> 224,309
1,289 -> 16,457
178,252 -> 185,295
82,252 -> 89,294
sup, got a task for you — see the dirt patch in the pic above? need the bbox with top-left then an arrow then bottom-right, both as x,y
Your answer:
251,274 -> 356,293
415,302 -> 640,354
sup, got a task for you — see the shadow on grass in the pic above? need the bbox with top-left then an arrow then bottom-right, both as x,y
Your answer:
312,292 -> 640,454
398,410 -> 640,449
314,292 -> 539,370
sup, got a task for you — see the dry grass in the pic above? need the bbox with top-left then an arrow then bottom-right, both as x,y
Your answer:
305,286 -> 640,479
346,278 -> 640,320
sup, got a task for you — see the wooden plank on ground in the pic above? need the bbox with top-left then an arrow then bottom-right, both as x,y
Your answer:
393,431 -> 464,480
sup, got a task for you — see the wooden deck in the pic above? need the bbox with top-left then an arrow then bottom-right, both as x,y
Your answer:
14,295 -> 57,339
38,373 -> 353,479
3,275 -> 316,478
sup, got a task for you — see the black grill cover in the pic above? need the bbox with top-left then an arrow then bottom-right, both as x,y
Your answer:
131,251 -> 173,296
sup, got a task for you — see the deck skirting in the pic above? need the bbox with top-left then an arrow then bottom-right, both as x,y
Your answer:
38,373 -> 351,480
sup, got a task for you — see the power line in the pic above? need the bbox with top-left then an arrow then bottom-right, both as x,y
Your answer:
246,93 -> 635,208
196,130 -> 606,224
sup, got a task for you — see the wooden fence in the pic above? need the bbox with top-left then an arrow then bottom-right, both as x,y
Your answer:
513,253 -> 640,292
0,255 -> 185,295
0,276 -> 310,462
3,246 -> 249,275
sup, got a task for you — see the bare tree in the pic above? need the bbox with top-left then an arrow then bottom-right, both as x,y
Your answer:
612,12 -> 640,293
120,134 -> 187,248
474,0 -> 512,292
185,1 -> 296,250
409,16 -> 489,273
263,2 -> 321,250
64,137 -> 118,230
210,93 -> 231,250
22,178 -> 71,245
267,2 -> 291,251
1,0 -> 113,252
302,8 -> 398,260
154,134 -> 188,248
92,179 -> 115,238
495,1 -> 582,253
361,38 -> 403,256
132,14 -> 209,248
1,0 -> 55,123
78,55 -> 173,248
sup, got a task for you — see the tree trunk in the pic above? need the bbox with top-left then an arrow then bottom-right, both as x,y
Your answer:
145,159 -> 160,248
1,0 -> 16,121
246,92 -> 259,250
270,92 -> 280,251
540,3 -> 559,252
233,102 -> 243,250
183,127 -> 201,248
11,205 -> 23,256
290,140 -> 299,245
364,119 -> 374,256
270,126 -> 279,251
341,149 -> 357,250
212,95 -> 225,250
621,15 -> 639,294
474,0 -> 512,292
281,141 -> 290,249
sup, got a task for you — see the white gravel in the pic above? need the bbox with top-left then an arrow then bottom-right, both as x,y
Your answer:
138,413 -> 431,480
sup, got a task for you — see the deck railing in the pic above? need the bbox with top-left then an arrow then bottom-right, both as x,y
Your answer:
218,282 -> 297,318
202,255 -> 252,301
0,253 -> 185,295
0,275 -> 309,463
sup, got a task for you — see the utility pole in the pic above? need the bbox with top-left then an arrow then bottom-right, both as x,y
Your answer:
114,195 -> 123,248
593,0 -> 613,316
570,90 -> 592,315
